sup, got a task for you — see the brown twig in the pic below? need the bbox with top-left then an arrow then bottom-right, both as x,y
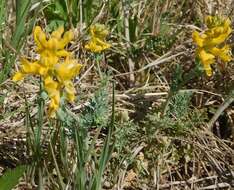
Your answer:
207,96 -> 234,131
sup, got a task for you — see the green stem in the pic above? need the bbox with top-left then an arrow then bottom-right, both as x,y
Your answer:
38,167 -> 43,190
162,91 -> 174,116
96,61 -> 103,79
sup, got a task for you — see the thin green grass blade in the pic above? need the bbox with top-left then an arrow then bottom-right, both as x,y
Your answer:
75,129 -> 86,189
0,0 -> 6,44
90,82 -> 115,190
12,0 -> 31,49
84,0 -> 93,24
0,0 -> 33,84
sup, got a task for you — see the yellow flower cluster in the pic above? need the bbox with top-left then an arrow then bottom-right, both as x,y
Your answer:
192,16 -> 232,76
13,26 -> 82,117
85,24 -> 111,53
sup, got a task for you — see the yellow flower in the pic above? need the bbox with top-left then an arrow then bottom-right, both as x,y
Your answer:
13,26 -> 82,117
197,48 -> 215,76
209,45 -> 232,62
85,24 -> 111,53
192,31 -> 206,47
192,15 -> 232,76
55,57 -> 82,82
206,16 -> 222,29
205,26 -> 231,46
44,76 -> 60,117
64,81 -> 76,102
12,58 -> 48,81
55,57 -> 82,102
34,26 -> 73,67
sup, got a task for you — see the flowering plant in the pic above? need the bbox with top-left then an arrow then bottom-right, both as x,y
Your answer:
192,16 -> 232,76
13,26 -> 82,117
85,24 -> 111,53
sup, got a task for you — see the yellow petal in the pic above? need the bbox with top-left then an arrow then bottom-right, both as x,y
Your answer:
203,63 -> 213,76
46,38 -> 59,50
197,49 -> 215,76
85,41 -> 99,52
12,72 -> 25,81
194,16 -> 232,77
85,37 -> 110,52
14,58 -> 47,79
58,30 -> 74,49
96,37 -> 111,49
33,26 -> 43,50
64,81 -> 76,102
205,16 -> 214,28
90,24 -> 109,39
21,59 -> 43,75
86,24 -> 110,52
223,18 -> 231,30
51,26 -> 64,39
38,66 -> 48,76
198,49 -> 215,63
48,93 -> 60,117
207,32 -> 230,46
205,16 -> 230,29
204,19 -> 231,46
34,26 -> 47,51
56,50 -> 71,57
213,26 -> 224,36
40,52 -> 59,67
205,16 -> 222,29
210,46 -> 232,62
44,76 -> 59,93
192,31 -> 204,47
44,77 -> 60,116
55,58 -> 82,82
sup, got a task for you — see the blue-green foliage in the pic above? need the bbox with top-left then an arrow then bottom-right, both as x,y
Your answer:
58,75 -> 110,136
146,91 -> 207,135
167,91 -> 192,119
79,77 -> 109,128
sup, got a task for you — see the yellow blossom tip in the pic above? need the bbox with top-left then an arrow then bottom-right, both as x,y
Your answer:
85,24 -> 111,53
12,72 -> 24,81
51,26 -> 64,39
192,31 -> 204,47
64,30 -> 74,41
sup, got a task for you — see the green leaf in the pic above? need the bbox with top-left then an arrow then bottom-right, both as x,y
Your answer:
12,0 -> 31,49
0,165 -> 26,190
84,0 -> 93,23
171,64 -> 183,92
0,0 -> 34,84
129,15 -> 137,42
0,0 -> 6,32
43,0 -> 67,27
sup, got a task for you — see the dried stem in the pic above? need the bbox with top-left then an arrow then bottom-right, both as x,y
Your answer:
122,0 -> 135,86
207,96 -> 234,131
